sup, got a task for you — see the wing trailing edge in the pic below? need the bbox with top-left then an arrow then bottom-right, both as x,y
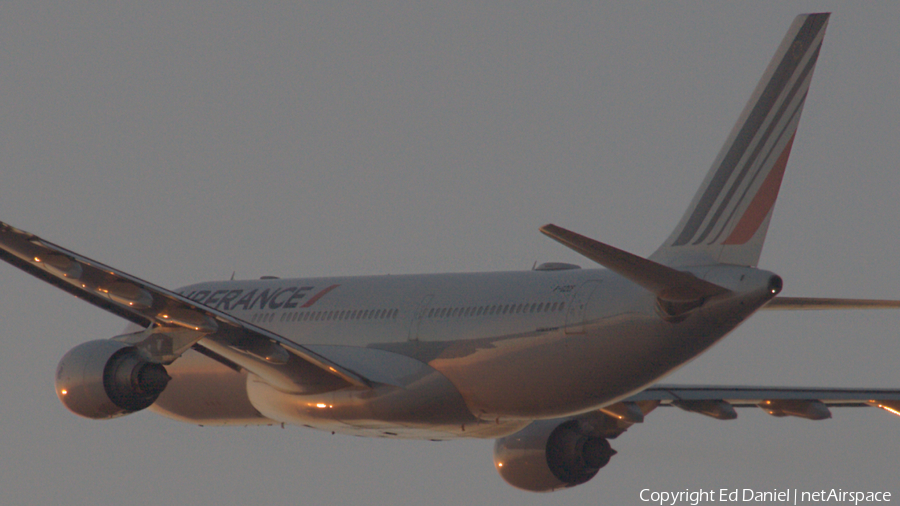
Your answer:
626,384 -> 900,420
763,296 -> 900,310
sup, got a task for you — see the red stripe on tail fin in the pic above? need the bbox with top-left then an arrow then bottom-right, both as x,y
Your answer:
723,134 -> 795,245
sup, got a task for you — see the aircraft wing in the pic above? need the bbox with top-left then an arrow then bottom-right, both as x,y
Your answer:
623,384 -> 900,420
763,296 -> 900,310
0,222 -> 371,390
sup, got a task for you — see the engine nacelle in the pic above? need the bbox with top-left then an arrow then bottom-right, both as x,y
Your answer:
493,419 -> 616,492
55,339 -> 171,419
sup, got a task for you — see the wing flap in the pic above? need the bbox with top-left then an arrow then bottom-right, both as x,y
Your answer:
626,384 -> 900,419
628,384 -> 900,404
0,221 -> 372,390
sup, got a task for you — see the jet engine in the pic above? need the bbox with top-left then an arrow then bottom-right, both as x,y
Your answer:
493,419 -> 616,492
55,339 -> 171,419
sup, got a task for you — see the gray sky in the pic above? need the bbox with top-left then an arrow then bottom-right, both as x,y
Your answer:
1,2 -> 899,505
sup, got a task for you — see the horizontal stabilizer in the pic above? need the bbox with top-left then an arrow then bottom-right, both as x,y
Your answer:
540,224 -> 729,303
763,296 -> 900,310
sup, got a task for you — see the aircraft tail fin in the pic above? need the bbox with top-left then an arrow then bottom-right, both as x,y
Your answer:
651,13 -> 829,267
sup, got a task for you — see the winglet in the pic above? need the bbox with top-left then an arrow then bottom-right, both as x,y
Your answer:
540,224 -> 729,306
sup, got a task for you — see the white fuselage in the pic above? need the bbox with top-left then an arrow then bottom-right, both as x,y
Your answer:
151,265 -> 776,439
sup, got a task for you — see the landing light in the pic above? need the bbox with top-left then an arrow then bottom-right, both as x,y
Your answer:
60,389 -> 67,396
869,400 -> 900,417
881,405 -> 900,416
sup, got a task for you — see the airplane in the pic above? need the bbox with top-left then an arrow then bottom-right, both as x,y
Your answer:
1,12 -> 898,493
